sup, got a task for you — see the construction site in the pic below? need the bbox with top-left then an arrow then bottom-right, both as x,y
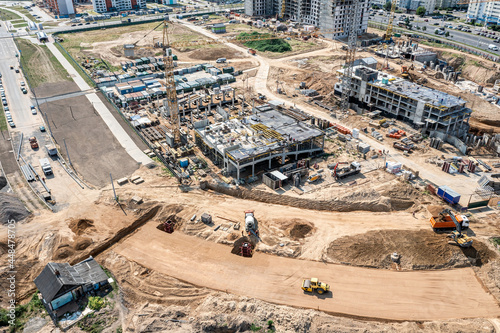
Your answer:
1,0 -> 500,332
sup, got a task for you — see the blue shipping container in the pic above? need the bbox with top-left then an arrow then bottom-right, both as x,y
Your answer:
179,158 -> 189,168
437,185 -> 460,204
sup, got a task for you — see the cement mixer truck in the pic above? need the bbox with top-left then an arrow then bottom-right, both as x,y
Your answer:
244,210 -> 259,237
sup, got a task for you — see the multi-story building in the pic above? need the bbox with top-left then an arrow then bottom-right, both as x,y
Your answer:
435,0 -> 459,9
467,1 -> 500,25
398,0 -> 435,14
44,0 -> 75,16
334,66 -> 471,139
92,0 -> 147,13
245,0 -> 369,39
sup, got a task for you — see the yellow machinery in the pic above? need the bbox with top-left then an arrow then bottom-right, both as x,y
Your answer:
385,0 -> 398,42
302,278 -> 330,294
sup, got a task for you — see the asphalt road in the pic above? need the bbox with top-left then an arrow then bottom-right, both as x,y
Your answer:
370,14 -> 500,55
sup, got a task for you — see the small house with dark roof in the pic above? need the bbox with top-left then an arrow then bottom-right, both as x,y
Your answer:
34,257 -> 109,316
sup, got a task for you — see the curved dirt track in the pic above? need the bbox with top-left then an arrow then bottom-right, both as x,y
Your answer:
114,223 -> 500,321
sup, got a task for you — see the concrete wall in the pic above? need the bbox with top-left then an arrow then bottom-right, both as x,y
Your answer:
430,131 -> 468,154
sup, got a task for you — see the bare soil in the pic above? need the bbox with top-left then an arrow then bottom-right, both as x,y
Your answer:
33,81 -> 81,99
326,229 -> 497,270
40,94 -> 140,187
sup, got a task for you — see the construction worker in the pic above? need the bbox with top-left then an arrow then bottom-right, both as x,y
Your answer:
412,211 -> 416,218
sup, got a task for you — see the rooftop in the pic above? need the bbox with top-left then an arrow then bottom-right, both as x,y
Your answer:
196,105 -> 323,162
339,65 -> 467,109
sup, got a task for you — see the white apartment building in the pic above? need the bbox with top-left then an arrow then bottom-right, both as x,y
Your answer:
92,0 -> 146,13
245,0 -> 369,39
467,1 -> 500,25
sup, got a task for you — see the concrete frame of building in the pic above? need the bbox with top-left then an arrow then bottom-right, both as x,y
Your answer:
335,66 -> 471,139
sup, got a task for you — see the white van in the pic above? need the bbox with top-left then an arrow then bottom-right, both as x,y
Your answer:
489,44 -> 499,51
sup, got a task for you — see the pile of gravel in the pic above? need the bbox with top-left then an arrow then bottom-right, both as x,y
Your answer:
0,193 -> 30,223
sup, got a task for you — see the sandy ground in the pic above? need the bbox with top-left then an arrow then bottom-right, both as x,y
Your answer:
114,222 -> 500,321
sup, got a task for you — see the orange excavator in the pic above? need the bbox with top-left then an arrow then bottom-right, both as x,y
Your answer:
401,64 -> 415,80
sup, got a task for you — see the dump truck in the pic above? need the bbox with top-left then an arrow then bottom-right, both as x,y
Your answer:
430,209 -> 469,231
248,48 -> 256,55
29,137 -> 38,149
437,209 -> 473,248
39,158 -> 52,176
334,162 -> 361,180
301,278 -> 330,294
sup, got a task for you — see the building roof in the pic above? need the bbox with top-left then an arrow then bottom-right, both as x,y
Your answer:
34,257 -> 108,303
270,170 -> 288,180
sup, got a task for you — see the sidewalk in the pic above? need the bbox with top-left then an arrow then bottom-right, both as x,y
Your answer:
46,42 -> 153,166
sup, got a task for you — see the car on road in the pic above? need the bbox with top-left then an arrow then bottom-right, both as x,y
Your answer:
0,73 -> 2,78
15,68 -> 19,73
10,65 -> 13,70
433,22 -> 439,25
71,24 -> 76,26
32,108 -> 37,115
8,121 -> 15,128
424,19 -> 428,22
20,81 -> 25,86
21,87 -> 28,94
39,125 -> 46,132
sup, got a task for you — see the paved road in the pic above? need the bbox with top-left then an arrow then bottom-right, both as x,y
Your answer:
370,14 -> 500,55
115,223 -> 500,321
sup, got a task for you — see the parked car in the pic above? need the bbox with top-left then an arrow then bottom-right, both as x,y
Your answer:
8,121 -> 15,128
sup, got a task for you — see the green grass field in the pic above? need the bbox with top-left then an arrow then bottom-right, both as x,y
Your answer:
12,22 -> 27,28
17,39 -> 72,88
11,6 -> 39,22
0,101 -> 7,131
0,8 -> 21,21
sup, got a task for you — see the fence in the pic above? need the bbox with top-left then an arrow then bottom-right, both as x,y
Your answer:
368,22 -> 500,62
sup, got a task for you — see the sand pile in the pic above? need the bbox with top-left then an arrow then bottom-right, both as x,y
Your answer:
427,205 -> 445,217
0,193 -> 30,223
289,223 -> 313,239
68,218 -> 96,235
326,229 -> 497,270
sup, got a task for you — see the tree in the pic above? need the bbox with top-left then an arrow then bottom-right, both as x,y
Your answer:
383,1 -> 392,12
422,26 -> 427,31
445,31 -> 450,37
417,6 -> 426,17
405,17 -> 410,25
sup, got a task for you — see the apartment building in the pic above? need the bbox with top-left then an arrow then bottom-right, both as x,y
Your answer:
467,1 -> 500,25
334,66 -> 471,139
44,0 -> 75,16
92,0 -> 147,13
245,0 -> 369,39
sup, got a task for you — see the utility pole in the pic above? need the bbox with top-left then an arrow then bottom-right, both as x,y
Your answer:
110,173 -> 117,202
63,138 -> 72,167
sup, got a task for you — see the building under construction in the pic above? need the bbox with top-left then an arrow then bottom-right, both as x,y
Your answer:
194,103 -> 325,180
244,0 -> 369,39
334,65 -> 471,139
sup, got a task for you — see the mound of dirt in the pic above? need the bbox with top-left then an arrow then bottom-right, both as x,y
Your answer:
289,223 -> 313,239
53,244 -> 75,260
73,237 -> 92,251
0,176 -> 7,190
0,193 -> 30,223
427,205 -> 445,217
326,229 -> 497,270
68,218 -> 96,235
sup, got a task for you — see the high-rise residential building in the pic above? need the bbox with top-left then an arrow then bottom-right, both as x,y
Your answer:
245,0 -> 369,39
92,0 -> 147,13
435,0 -> 459,9
398,0 -> 435,14
467,1 -> 500,25
44,0 -> 75,16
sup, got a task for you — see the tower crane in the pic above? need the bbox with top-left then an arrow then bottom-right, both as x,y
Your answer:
133,21 -> 344,144
340,0 -> 363,116
385,0 -> 398,42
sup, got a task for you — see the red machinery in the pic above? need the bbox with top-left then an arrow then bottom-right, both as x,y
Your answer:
240,242 -> 253,257
163,220 -> 175,233
331,162 -> 349,178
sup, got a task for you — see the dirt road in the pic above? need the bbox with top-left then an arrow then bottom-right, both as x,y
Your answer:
115,223 -> 500,321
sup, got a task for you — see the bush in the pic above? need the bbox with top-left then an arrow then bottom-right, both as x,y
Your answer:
238,32 -> 292,53
88,296 -> 105,311
417,6 -> 426,17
